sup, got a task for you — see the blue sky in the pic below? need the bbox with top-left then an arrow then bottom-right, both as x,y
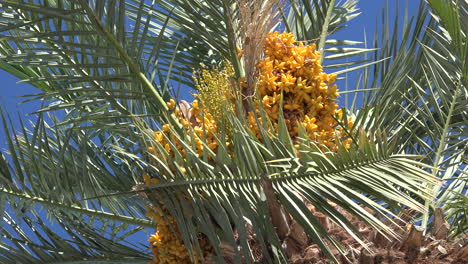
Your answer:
0,0 -> 423,254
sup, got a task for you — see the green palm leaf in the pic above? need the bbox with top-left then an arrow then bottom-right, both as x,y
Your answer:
0,0 -> 466,262
0,211 -> 151,263
131,114 -> 436,263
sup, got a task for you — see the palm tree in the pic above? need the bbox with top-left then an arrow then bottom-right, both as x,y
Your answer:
0,0 -> 466,263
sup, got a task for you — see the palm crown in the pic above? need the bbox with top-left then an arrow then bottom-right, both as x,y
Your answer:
0,0 -> 466,263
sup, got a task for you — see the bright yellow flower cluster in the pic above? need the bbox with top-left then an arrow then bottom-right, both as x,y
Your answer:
193,62 -> 236,134
249,31 -> 352,150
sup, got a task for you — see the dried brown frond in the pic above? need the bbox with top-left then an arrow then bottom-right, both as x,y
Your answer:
237,0 -> 282,97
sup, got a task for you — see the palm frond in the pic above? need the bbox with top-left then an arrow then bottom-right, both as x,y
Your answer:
283,0 -> 378,73
0,209 -> 150,263
342,0 -> 467,230
284,0 -> 359,43
443,171 -> 468,237
0,104 -> 159,261
132,114 -> 436,263
0,0 -> 182,127
0,0 -> 465,263
417,0 -> 467,228
0,106 -> 159,254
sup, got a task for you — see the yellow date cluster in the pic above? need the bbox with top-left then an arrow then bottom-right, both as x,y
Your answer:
146,96 -> 226,264
144,174 -> 213,264
251,31 -> 352,150
147,206 -> 191,264
151,99 -> 222,160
